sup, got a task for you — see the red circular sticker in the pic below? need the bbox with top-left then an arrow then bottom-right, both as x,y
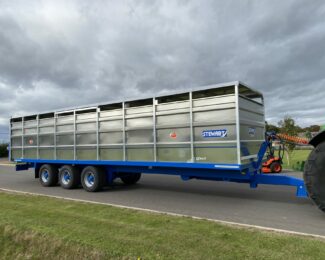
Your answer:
169,132 -> 177,139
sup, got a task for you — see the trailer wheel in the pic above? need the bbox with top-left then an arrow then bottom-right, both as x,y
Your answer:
59,165 -> 80,189
81,166 -> 105,192
120,173 -> 142,185
39,164 -> 58,187
270,162 -> 282,173
304,142 -> 325,212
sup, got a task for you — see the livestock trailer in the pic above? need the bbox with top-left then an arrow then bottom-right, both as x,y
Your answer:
9,81 -> 308,198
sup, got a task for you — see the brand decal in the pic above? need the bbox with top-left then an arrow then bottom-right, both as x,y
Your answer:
169,132 -> 177,139
202,129 -> 228,138
248,127 -> 256,137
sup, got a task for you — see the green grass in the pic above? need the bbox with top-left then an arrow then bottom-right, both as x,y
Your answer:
282,150 -> 311,169
0,192 -> 325,259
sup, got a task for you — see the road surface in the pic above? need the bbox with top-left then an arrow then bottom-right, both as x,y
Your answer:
0,163 -> 324,236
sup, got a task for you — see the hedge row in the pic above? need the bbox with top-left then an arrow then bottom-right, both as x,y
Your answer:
0,144 -> 8,158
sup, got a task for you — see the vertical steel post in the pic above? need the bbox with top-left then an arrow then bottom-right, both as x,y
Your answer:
73,110 -> 76,160
96,107 -> 100,160
262,96 -> 266,138
36,115 -> 39,159
235,82 -> 241,165
153,97 -> 157,162
54,114 -> 57,160
189,92 -> 194,162
21,117 -> 24,159
122,102 -> 126,161
8,118 -> 11,162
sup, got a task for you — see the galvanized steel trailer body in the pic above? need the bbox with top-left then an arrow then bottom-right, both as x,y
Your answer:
10,81 -> 307,197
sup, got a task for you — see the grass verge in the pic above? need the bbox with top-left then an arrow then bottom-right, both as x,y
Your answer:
282,150 -> 311,169
0,191 -> 324,259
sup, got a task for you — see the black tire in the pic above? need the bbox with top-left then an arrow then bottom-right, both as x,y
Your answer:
270,162 -> 282,173
39,164 -> 58,187
81,166 -> 106,192
120,173 -> 142,185
304,142 -> 325,212
59,165 -> 80,189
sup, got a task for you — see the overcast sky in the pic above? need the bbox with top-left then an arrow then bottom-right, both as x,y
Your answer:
1,0 -> 325,142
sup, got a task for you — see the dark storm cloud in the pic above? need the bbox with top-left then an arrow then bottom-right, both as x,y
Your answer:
0,0 -> 325,141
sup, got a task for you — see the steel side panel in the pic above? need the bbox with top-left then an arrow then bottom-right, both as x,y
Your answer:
10,81 -> 264,167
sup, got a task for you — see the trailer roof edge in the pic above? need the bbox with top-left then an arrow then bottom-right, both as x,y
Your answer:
11,80 -> 261,119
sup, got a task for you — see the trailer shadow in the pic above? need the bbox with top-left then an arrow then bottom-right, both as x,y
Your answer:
102,177 -> 312,206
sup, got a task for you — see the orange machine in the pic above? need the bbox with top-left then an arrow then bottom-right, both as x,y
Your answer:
262,133 -> 309,174
262,156 -> 283,173
262,141 -> 284,173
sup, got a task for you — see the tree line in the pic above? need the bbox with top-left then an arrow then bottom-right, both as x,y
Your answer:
266,116 -> 320,139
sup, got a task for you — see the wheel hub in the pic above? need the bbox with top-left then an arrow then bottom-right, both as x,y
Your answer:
84,172 -> 95,188
62,170 -> 71,185
41,170 -> 49,183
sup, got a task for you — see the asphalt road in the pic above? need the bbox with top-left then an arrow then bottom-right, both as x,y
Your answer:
0,163 -> 324,236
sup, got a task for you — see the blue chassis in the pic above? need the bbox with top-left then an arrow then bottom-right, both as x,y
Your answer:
14,141 -> 308,198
